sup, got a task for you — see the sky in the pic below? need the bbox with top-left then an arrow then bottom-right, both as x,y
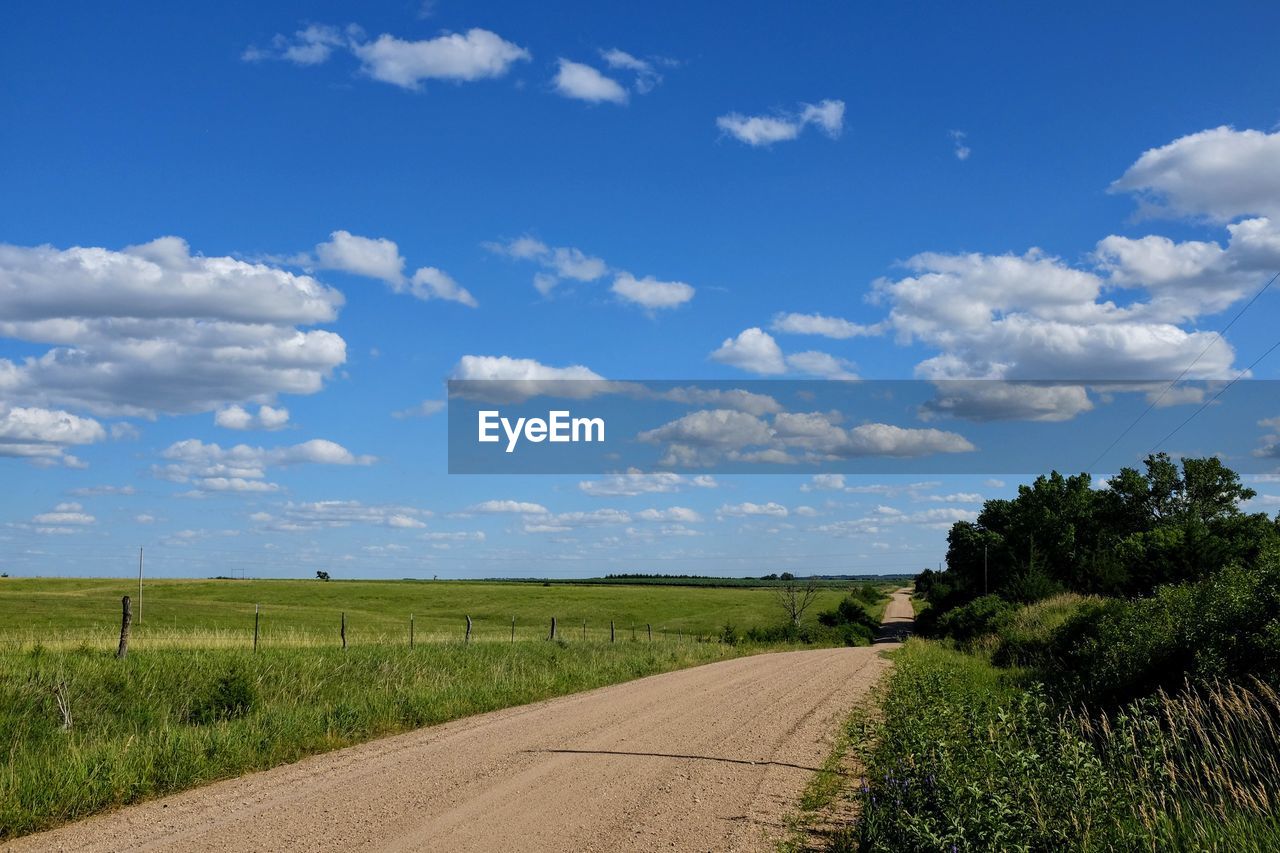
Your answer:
2,1 -> 1280,579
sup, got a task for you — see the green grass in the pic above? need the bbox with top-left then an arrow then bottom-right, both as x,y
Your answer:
0,639 -> 749,839
0,577 -> 868,650
846,639 -> 1280,852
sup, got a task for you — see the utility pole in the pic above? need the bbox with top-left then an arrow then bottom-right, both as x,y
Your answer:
984,543 -> 988,595
137,547 -> 144,625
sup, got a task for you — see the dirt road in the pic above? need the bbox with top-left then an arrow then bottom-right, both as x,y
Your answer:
10,592 -> 914,853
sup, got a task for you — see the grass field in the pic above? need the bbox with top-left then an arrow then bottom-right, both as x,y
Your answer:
0,577 -> 868,650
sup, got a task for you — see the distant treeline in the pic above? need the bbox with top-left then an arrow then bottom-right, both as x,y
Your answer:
491,574 -> 910,589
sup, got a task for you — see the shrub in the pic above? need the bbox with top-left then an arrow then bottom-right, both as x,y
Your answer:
933,594 -> 1015,644
992,593 -> 1100,668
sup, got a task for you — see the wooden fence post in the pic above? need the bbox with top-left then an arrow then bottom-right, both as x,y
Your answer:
647,623 -> 652,642
465,615 -> 472,643
550,616 -> 557,641
511,615 -> 516,643
582,618 -> 587,641
341,611 -> 347,650
253,604 -> 259,653
410,614 -> 415,649
610,620 -> 615,643
115,595 -> 132,659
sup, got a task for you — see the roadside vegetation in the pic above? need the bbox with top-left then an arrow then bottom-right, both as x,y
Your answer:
834,454 -> 1280,852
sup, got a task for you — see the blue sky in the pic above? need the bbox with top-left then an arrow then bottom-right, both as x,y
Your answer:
2,1 -> 1280,578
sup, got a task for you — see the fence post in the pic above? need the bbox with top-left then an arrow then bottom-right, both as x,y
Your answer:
115,595 -> 132,659
410,614 -> 414,649
631,624 -> 636,641
341,611 -> 347,650
610,620 -> 615,643
582,618 -> 587,641
465,615 -> 472,643
253,604 -> 260,653
647,623 -> 652,642
511,615 -> 516,643
550,616 -> 557,641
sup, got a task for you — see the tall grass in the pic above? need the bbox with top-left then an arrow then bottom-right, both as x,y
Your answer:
0,639 -> 742,839
849,641 -> 1280,852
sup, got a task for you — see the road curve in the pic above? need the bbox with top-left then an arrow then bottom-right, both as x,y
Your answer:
9,595 -> 912,853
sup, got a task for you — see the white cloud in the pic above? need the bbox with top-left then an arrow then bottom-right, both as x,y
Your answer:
600,48 -> 666,93
32,502 -> 95,526
452,355 -> 602,382
392,399 -> 446,419
352,28 -> 530,89
253,500 -> 432,531
242,24 -> 350,66
156,438 -> 374,494
950,129 -> 971,161
135,513 -> 155,523
655,388 -> 782,416
716,99 -> 845,147
0,238 -> 346,416
924,492 -> 983,503
1110,126 -> 1280,222
69,484 -> 135,496
783,350 -> 858,379
579,470 -> 717,497
406,267 -> 478,307
314,230 -> 404,283
717,501 -> 789,518
215,404 -> 290,431
921,382 -> 1094,422
309,231 -> 476,307
485,236 -> 608,296
771,312 -> 881,339
710,328 -> 787,374
874,248 -> 1240,380
553,59 -> 628,104
802,473 -> 846,491
635,506 -> 703,523
467,499 -> 549,515
0,405 -> 105,467
611,273 -> 695,309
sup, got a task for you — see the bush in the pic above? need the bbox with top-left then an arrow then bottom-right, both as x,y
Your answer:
932,594 -> 1015,644
992,593 -> 1100,668
1047,557 -> 1280,705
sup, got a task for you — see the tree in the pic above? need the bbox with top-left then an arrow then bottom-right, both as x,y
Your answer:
315,570 -> 330,581
774,576 -> 820,627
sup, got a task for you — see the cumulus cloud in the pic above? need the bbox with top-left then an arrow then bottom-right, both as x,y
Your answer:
950,129 -> 971,161
351,28 -> 530,89
242,24 -> 352,65
215,404 -> 290,431
816,506 -> 979,537
32,501 -> 96,526
307,231 -> 476,307
252,500 -> 431,532
69,484 -> 136,496
716,99 -> 844,147
0,238 -> 346,417
873,247 -> 1241,380
0,405 -> 105,467
717,501 -> 789,518
783,350 -> 858,379
920,382 -> 1094,422
156,438 -> 374,494
639,408 -> 974,467
392,399 -> 446,419
467,499 -> 550,515
611,273 -> 694,310
1110,126 -> 1280,222
600,48 -> 668,93
452,355 -> 602,382
485,236 -> 609,296
553,59 -> 628,104
771,312 -> 882,339
635,506 -> 703,523
578,470 -> 717,497
710,328 -> 787,374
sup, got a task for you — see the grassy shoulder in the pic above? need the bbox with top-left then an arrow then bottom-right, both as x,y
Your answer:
847,639 -> 1280,852
0,639 -> 748,839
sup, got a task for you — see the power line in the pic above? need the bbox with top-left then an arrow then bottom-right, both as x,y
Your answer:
1084,270 -> 1278,471
1148,333 -> 1280,453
